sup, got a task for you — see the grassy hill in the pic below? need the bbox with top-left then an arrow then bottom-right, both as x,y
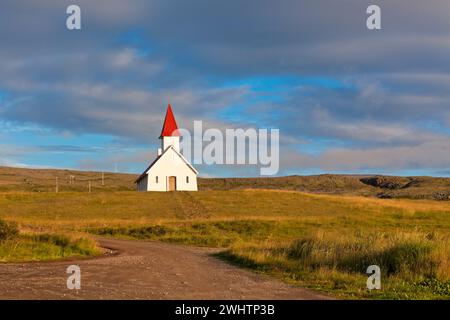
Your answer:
0,166 -> 136,192
1,166 -> 449,200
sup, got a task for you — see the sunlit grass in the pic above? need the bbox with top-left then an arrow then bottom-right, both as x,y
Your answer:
0,233 -> 100,262
0,189 -> 449,298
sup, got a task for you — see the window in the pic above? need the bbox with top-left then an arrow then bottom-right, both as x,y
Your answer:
186,176 -> 189,183
156,176 -> 159,183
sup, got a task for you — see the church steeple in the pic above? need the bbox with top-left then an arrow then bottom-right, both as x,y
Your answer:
159,103 -> 180,153
160,104 -> 179,138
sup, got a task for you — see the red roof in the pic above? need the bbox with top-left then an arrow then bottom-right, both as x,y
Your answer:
159,104 -> 180,138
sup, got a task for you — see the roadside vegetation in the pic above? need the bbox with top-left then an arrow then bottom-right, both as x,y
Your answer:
89,220 -> 450,299
0,218 -> 99,262
217,230 -> 450,299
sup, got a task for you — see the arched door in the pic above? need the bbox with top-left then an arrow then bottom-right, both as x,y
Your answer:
168,176 -> 177,191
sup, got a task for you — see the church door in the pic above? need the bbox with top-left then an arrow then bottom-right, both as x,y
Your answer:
168,176 -> 177,191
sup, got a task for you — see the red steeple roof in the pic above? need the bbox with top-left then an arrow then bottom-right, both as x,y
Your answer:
160,104 -> 180,138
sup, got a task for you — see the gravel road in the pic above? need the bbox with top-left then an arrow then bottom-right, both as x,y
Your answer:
0,238 -> 331,300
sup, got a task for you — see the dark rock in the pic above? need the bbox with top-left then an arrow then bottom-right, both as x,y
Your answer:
360,176 -> 410,189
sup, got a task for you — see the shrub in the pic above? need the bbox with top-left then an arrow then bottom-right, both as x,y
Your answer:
35,234 -> 71,247
31,233 -> 100,257
89,225 -> 171,239
287,238 -> 315,261
212,220 -> 273,236
286,232 -> 448,280
89,227 -> 126,236
0,219 -> 19,241
127,225 -> 169,238
415,278 -> 450,296
338,242 -> 437,277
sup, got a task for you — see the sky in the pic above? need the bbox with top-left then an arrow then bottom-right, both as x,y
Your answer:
0,0 -> 449,177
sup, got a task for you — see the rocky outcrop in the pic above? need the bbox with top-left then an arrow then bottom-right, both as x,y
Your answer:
359,176 -> 410,189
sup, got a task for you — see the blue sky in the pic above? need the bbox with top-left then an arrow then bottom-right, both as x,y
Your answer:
0,0 -> 449,177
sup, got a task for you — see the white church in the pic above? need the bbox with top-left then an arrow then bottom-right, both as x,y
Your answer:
135,104 -> 198,192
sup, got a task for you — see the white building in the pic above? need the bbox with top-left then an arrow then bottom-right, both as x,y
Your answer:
135,104 -> 198,191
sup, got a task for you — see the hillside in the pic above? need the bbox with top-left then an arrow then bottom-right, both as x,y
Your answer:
0,166 -> 136,192
0,166 -> 449,200
201,175 -> 450,200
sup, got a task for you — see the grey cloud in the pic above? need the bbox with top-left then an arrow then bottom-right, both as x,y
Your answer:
1,0 -> 450,175
263,73 -> 450,147
1,80 -> 250,140
3,0 -> 450,75
281,140 -> 450,172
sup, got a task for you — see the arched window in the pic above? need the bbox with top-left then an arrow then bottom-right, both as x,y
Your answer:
186,176 -> 189,183
156,176 -> 159,183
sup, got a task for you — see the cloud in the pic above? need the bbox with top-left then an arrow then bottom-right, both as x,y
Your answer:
77,148 -> 154,173
281,140 -> 450,172
0,0 -> 449,176
0,144 -> 37,167
303,107 -> 447,146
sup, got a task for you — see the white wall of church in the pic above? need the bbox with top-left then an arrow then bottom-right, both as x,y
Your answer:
162,136 -> 180,152
145,148 -> 197,191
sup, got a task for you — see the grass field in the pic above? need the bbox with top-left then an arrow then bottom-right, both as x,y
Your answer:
0,166 -> 449,299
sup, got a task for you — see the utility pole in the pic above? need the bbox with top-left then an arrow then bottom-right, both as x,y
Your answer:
56,177 -> 59,193
101,172 -> 104,186
88,181 -> 91,193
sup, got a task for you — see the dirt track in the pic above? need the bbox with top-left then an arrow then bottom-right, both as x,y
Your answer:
0,238 -> 331,300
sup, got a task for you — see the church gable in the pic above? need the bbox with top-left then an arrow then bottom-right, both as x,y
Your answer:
147,146 -> 197,176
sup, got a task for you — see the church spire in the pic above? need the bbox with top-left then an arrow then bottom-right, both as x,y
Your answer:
159,103 -> 180,138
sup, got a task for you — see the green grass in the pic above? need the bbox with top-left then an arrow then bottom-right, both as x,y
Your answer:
0,233 -> 100,262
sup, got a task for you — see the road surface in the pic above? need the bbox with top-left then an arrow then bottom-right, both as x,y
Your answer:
0,238 -> 331,300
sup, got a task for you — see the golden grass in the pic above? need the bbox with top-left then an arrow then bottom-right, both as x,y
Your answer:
0,188 -> 449,299
0,232 -> 100,262
1,166 -> 449,298
244,189 -> 450,212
